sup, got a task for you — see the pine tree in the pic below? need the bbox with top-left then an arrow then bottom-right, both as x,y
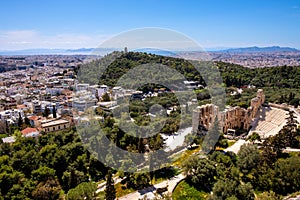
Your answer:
104,170 -> 116,200
286,110 -> 298,129
284,110 -> 299,148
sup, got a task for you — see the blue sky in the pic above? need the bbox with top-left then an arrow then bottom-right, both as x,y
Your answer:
1,0 -> 300,50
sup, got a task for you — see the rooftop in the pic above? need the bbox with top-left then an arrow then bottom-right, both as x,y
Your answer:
21,127 -> 39,135
2,136 -> 16,143
41,119 -> 69,127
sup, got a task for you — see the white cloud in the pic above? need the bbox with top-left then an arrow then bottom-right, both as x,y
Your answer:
0,30 -> 110,50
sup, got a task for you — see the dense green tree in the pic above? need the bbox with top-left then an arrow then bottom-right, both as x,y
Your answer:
215,133 -> 229,148
31,166 -> 56,183
183,156 -> 217,190
0,170 -> 25,197
148,133 -> 164,151
11,149 -> 38,177
209,151 -> 236,181
0,128 -> 111,198
184,133 -> 196,148
237,144 -> 260,174
32,179 -> 62,200
5,182 -> 32,200
273,156 -> 300,195
66,182 -> 96,200
210,179 -> 255,200
290,98 -> 300,107
62,167 -> 88,191
250,162 -> 275,192
0,142 -> 11,156
260,146 -> 277,166
127,172 -> 151,190
256,191 -> 280,200
247,132 -> 261,143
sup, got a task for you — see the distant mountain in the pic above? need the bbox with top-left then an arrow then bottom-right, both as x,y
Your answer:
218,46 -> 299,53
0,47 -> 122,55
133,48 -> 177,56
66,48 -> 95,52
0,48 -> 69,55
0,46 -> 299,55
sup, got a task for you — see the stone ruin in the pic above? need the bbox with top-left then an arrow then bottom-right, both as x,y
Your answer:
192,89 -> 265,134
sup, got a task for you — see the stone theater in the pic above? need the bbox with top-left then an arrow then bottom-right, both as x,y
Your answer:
192,89 -> 265,134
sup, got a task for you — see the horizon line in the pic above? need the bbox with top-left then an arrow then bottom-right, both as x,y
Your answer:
0,45 -> 299,52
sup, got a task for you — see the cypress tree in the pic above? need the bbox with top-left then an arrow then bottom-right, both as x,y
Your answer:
52,105 -> 57,118
18,112 -> 23,127
104,170 -> 116,200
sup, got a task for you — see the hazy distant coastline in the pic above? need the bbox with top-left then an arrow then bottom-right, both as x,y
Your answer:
0,46 -> 298,56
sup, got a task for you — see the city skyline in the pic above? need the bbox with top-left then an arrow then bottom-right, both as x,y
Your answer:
1,0 -> 300,50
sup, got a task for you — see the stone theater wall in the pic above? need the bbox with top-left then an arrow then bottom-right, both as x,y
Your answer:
192,89 -> 265,134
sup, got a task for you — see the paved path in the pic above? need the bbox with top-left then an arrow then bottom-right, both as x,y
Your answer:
283,148 -> 300,153
285,195 -> 300,200
96,177 -> 124,193
119,174 -> 185,200
162,127 -> 192,151
224,139 -> 248,154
